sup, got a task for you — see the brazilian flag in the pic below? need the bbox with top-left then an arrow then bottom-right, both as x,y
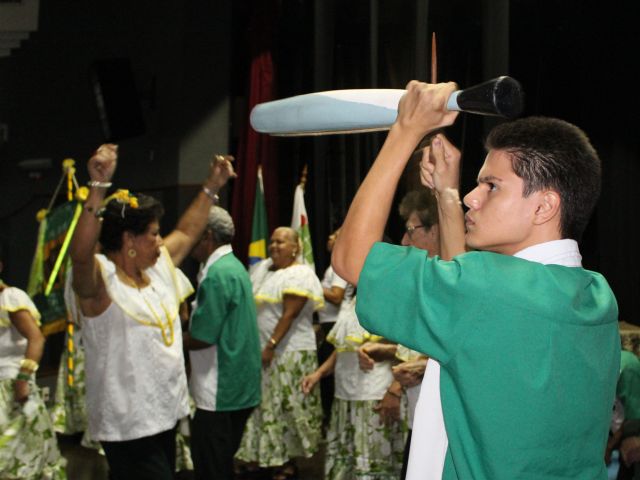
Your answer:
248,167 -> 269,266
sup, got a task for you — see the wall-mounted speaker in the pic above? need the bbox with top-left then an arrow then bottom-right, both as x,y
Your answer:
90,58 -> 146,142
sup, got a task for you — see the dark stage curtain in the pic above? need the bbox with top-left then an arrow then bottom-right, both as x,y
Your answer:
231,4 -> 278,266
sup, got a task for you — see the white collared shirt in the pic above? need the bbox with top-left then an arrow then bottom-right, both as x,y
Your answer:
189,244 -> 233,411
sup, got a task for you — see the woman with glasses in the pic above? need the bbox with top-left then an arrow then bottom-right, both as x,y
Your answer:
395,189 -> 441,480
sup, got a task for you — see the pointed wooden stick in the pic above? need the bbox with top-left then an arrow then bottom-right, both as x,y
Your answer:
431,32 -> 437,84
299,164 -> 308,190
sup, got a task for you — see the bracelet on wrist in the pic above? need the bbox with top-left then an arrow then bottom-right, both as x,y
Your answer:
87,180 -> 113,189
202,186 -> 219,203
19,358 -> 39,373
16,372 -> 32,382
387,388 -> 402,398
267,337 -> 278,349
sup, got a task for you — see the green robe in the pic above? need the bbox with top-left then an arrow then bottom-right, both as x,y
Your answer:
357,243 -> 620,479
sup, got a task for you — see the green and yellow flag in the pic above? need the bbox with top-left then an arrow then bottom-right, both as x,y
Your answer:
27,202 -> 78,335
248,166 -> 269,266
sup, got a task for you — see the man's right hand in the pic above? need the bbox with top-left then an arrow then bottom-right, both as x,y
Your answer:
396,81 -> 459,140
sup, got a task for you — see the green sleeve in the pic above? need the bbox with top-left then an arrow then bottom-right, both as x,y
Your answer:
356,242 -> 469,364
190,273 -> 228,345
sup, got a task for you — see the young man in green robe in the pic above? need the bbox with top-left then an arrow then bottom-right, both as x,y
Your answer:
332,81 -> 620,479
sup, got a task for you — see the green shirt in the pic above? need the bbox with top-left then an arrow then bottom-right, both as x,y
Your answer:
189,252 -> 261,411
618,350 -> 640,420
357,243 -> 620,480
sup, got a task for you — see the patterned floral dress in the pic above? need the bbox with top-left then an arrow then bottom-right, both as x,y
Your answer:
0,285 -> 67,480
236,259 -> 324,467
51,276 -> 99,450
324,296 -> 407,480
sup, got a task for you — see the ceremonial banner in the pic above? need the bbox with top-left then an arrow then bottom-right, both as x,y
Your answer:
291,184 -> 315,268
248,166 -> 269,266
27,202 -> 77,335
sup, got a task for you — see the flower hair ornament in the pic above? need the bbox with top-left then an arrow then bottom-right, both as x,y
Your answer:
101,189 -> 140,218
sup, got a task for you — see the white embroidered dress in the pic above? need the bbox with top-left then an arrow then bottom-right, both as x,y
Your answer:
76,247 -> 193,441
0,287 -> 41,380
0,286 -> 67,479
327,297 -> 393,400
250,258 -> 324,351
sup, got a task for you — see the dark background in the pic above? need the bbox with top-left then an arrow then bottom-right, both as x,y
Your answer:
1,0 -> 638,367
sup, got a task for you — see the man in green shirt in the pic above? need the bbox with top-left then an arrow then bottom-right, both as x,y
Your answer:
333,81 -> 620,479
185,206 -> 261,480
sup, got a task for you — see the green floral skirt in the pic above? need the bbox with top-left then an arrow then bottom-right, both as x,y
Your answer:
50,334 -> 89,436
236,350 -> 322,467
0,378 -> 67,480
324,398 -> 407,480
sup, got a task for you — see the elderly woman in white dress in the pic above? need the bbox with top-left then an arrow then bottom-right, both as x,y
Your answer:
68,144 -> 234,479
236,227 -> 324,480
0,255 -> 67,479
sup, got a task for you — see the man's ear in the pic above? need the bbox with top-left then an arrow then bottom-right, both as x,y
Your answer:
533,190 -> 561,225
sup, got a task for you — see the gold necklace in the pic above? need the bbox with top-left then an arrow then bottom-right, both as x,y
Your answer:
115,265 -> 149,289
115,265 -> 174,347
138,289 -> 175,347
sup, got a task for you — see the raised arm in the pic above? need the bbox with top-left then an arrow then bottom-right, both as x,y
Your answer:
332,81 -> 459,285
70,144 -> 117,306
163,154 -> 236,267
420,134 -> 466,260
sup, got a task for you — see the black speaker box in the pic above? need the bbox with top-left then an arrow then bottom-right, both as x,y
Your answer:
90,58 -> 146,142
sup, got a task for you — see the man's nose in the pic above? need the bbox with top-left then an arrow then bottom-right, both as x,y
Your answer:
463,188 -> 480,209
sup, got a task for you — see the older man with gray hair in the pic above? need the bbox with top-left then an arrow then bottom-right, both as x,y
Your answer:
185,206 -> 261,480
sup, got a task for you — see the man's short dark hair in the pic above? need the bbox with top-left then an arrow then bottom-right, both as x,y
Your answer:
486,116 -> 601,241
399,188 -> 439,229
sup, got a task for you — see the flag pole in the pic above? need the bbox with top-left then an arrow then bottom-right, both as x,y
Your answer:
299,164 -> 308,190
248,165 -> 269,266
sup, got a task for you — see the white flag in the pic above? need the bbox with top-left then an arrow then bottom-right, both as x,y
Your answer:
291,184 -> 315,268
